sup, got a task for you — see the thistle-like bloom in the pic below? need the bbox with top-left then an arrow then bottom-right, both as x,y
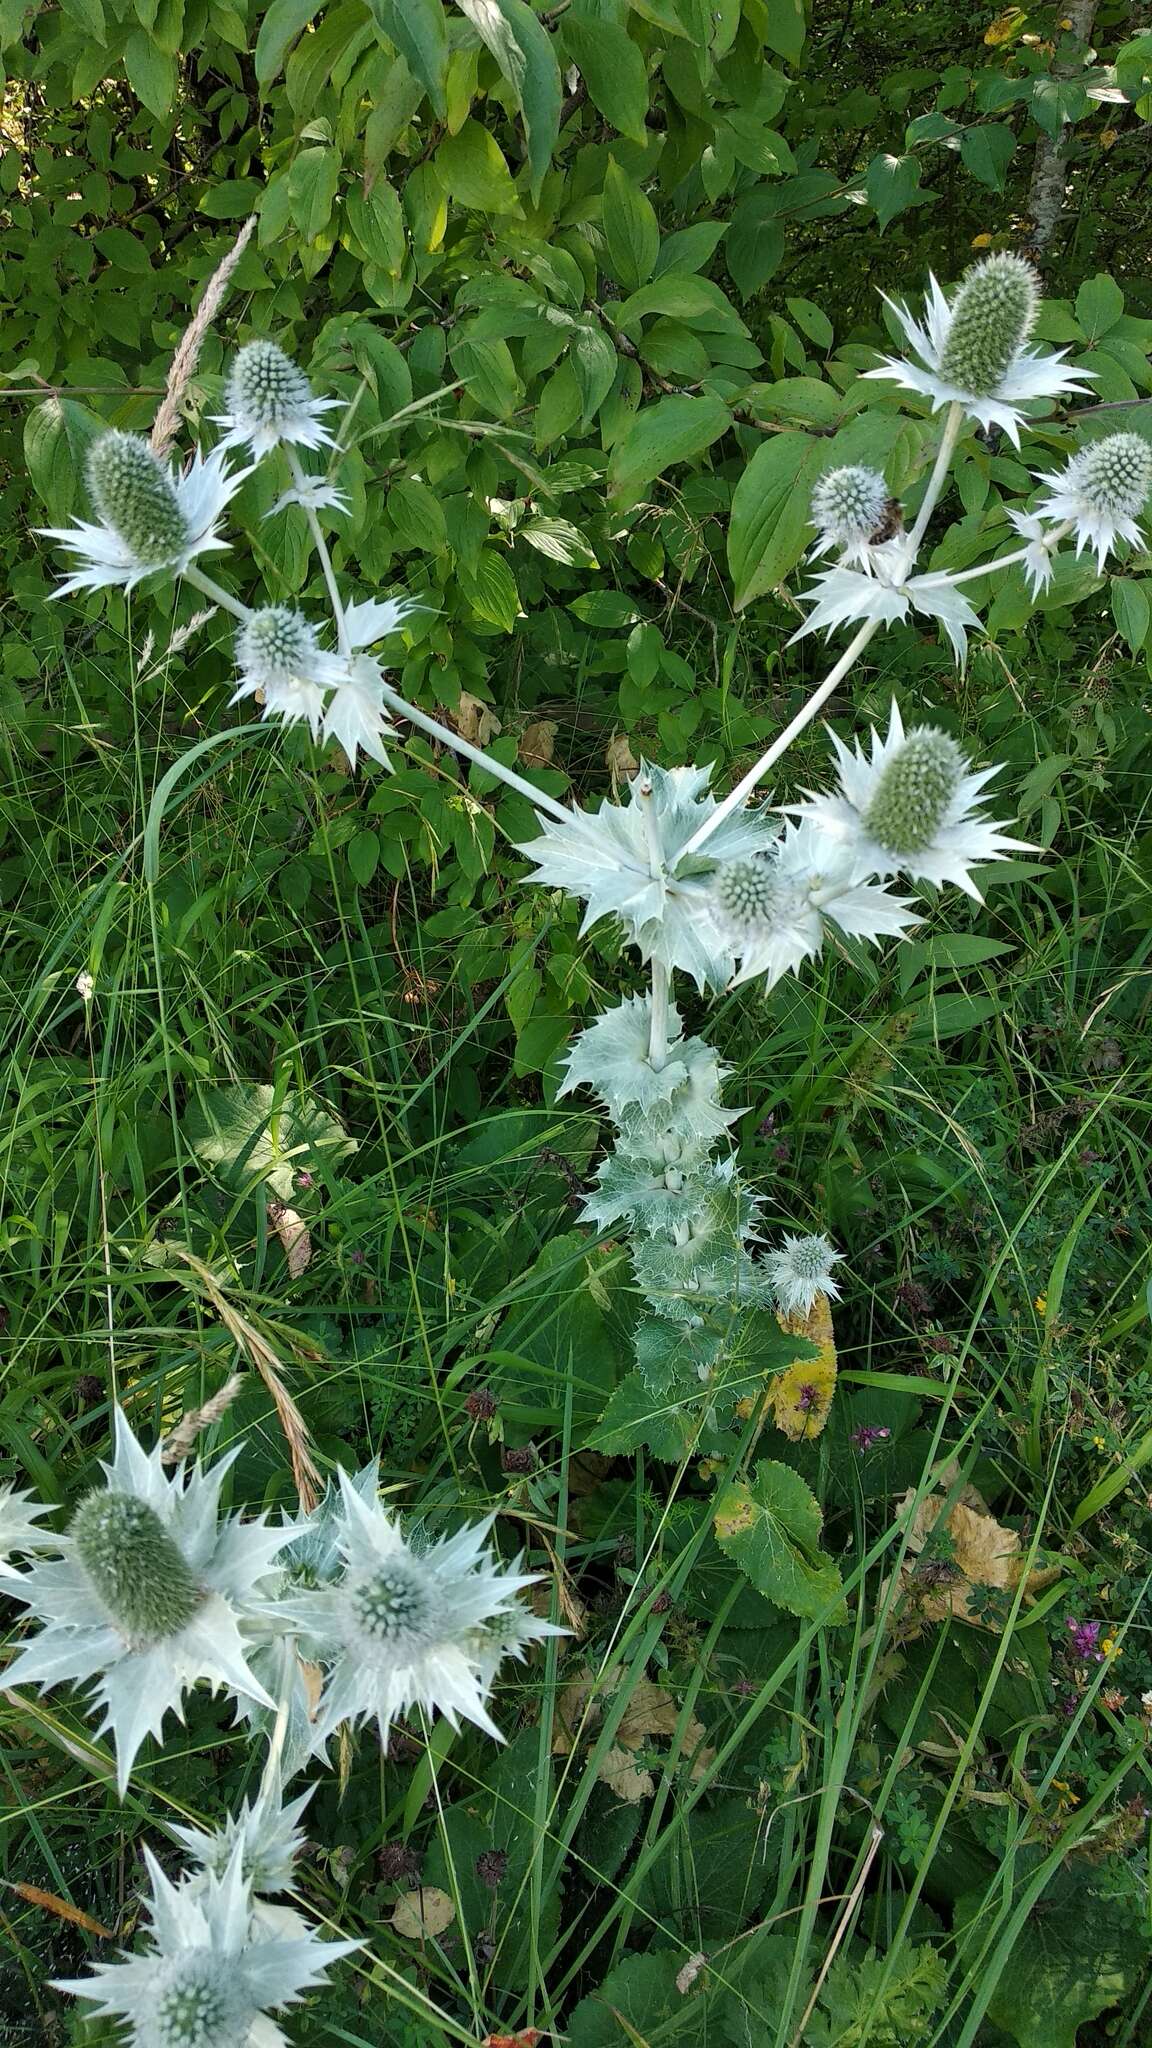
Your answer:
171,1791 -> 314,1897
863,254 -> 1092,446
273,1468 -> 553,1757
268,478 -> 349,518
231,608 -> 346,740
764,1232 -> 842,1316
713,820 -> 918,991
41,433 -> 243,597
216,341 -> 343,459
4,1408 -> 293,1794
810,465 -> 893,568
518,762 -> 779,991
785,703 -> 1031,899
0,1481 -> 56,1578
1031,433 -> 1152,573
56,1844 -> 355,2048
789,539 -> 983,668
1004,508 -> 1058,597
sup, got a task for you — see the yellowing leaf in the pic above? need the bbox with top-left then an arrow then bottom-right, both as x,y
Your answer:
392,1886 -> 456,1939
518,719 -> 557,768
983,7 -> 1026,45
7,1883 -> 114,1939
737,1292 -> 838,1438
888,1486 -> 1062,1629
599,1744 -> 654,1802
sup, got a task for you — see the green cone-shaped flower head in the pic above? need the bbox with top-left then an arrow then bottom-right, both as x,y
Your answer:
810,465 -> 889,546
87,432 -> 190,565
346,1556 -> 447,1656
151,1954 -> 247,2048
237,606 -> 320,689
716,856 -> 779,925
863,726 -> 964,857
70,1488 -> 205,1645
938,254 -> 1039,396
227,341 -> 314,431
1069,433 -> 1152,520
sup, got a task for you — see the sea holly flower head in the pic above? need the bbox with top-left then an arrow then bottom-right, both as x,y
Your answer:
467,1596 -> 569,1690
172,1790 -> 314,1897
810,465 -> 893,567
786,702 -> 1032,899
231,608 -> 345,742
713,819 -> 919,991
864,254 -> 1093,446
764,1231 -> 842,1316
55,1843 -> 356,2048
41,434 -> 243,597
217,340 -> 343,458
517,761 -> 779,991
1005,508 -> 1059,597
272,1466 -> 548,1757
1033,432 -> 1152,573
0,1481 -> 57,1578
4,1407 -> 293,1794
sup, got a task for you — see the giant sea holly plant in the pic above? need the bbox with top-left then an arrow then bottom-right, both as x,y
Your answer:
13,247 -> 1151,2038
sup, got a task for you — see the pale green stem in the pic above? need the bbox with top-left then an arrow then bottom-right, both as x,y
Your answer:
636,775 -> 671,1067
683,403 -> 969,859
375,678 -> 572,822
915,518 -> 1074,590
182,565 -> 254,622
287,447 -> 351,656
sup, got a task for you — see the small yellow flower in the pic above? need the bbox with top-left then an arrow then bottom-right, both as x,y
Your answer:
1100,127 -> 1119,149
1092,1434 -> 1107,1451
1034,1294 -> 1047,1313
971,232 -> 994,249
1101,1636 -> 1119,1658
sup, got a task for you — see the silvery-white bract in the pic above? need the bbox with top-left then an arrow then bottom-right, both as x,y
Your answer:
272,1467 -> 558,1756
268,478 -> 349,518
55,1843 -> 355,2048
713,821 -> 920,991
231,608 -> 347,741
517,761 -> 779,991
557,991 -> 739,1143
171,1790 -> 314,1897
863,254 -> 1092,446
321,596 -> 423,769
789,539 -> 983,668
1032,432 -> 1152,574
763,1232 -> 843,1316
0,1481 -> 56,1577
784,702 -> 1031,899
1003,508 -> 1059,597
216,341 -> 343,460
4,1408 -> 292,1794
41,434 -> 245,597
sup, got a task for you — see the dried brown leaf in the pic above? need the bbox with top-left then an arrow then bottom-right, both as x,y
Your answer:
392,1887 -> 456,1939
519,719 -> 558,768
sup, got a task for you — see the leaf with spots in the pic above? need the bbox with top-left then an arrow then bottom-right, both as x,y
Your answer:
714,1459 -> 846,1623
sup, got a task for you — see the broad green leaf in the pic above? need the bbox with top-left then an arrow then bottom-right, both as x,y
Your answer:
588,1369 -> 710,1461
450,330 -> 522,415
123,28 -> 176,114
607,393 -> 731,507
347,829 -> 379,886
615,274 -> 743,337
602,157 -> 659,292
1076,271 -> 1125,339
727,430 -> 822,609
254,0 -> 320,84
562,18 -> 650,143
567,1954 -> 697,2048
24,399 -> 100,523
957,1865 -> 1145,2048
388,477 -> 447,553
58,0 -> 105,39
435,119 -> 521,213
456,0 -> 561,203
761,0 -> 805,61
726,190 -> 785,297
713,1459 -> 846,1622
960,121 -> 1015,191
198,178 -> 264,217
287,146 -> 339,240
569,321 -> 618,426
365,0 -> 449,115
461,548 -> 520,630
519,517 -> 599,566
865,150 -> 930,231
185,1085 -> 357,1199
344,180 -> 406,275
1110,575 -> 1150,653
364,56 -> 424,175
1030,73 -> 1089,136
568,591 -> 643,626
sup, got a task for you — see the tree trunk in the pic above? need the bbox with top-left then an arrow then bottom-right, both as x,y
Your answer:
1025,0 -> 1098,258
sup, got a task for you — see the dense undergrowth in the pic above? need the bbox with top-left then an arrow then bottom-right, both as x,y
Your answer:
3,0 -> 1152,2043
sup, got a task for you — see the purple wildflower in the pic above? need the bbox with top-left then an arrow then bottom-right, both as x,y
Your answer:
1066,1617 -> 1103,1661
850,1424 -> 892,1451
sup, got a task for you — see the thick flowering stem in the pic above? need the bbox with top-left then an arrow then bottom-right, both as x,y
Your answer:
636,776 -> 671,1067
375,678 -> 571,822
900,401 -> 966,570
287,449 -> 351,657
915,519 -> 1074,591
182,565 -> 254,622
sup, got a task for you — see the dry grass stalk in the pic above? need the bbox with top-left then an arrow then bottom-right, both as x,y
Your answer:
150,214 -> 257,458
176,1249 -> 323,1509
161,1371 -> 246,1465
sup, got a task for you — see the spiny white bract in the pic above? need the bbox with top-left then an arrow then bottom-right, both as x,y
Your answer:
863,255 -> 1092,445
1033,432 -> 1152,573
810,465 -> 892,567
41,434 -> 243,597
517,761 -> 779,991
171,1790 -> 314,1898
3,1407 -> 292,1794
55,1843 -> 355,2048
272,1467 -> 560,1757
0,1481 -> 56,1578
764,1232 -> 842,1316
789,540 -> 983,668
713,820 -> 919,990
786,702 -> 1031,899
217,340 -> 343,459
